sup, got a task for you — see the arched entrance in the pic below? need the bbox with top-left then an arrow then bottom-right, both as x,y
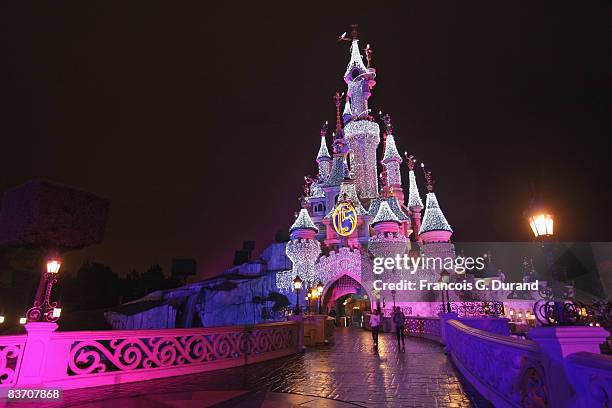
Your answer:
322,274 -> 371,327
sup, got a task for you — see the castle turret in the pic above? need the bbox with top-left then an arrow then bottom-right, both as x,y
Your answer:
368,201 -> 407,259
342,27 -> 380,200
419,167 -> 453,243
286,208 -> 321,287
316,122 -> 332,181
405,154 -> 424,241
380,113 -> 404,203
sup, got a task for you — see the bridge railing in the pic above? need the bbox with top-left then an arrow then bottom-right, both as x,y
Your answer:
1,321 -> 298,390
404,315 -> 611,408
445,319 -> 547,407
0,335 -> 26,387
565,351 -> 612,408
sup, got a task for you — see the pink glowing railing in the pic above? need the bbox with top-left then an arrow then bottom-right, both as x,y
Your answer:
445,319 -> 547,407
0,335 -> 26,387
14,321 -> 298,390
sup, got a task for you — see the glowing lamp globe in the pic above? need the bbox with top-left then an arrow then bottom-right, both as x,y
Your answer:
47,259 -> 61,274
19,317 -> 27,325
528,213 -> 554,238
292,275 -> 303,290
52,307 -> 62,319
0,315 -> 4,324
316,281 -> 324,295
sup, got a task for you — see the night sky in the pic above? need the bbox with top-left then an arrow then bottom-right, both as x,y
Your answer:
1,2 -> 611,280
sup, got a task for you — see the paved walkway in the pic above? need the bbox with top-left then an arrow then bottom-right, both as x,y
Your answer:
7,328 -> 492,408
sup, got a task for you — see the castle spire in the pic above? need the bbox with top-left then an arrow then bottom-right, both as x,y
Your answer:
333,92 -> 344,133
316,121 -> 331,160
405,153 -> 424,209
419,166 -> 453,243
290,208 -> 319,234
379,113 -> 403,202
340,25 -> 380,199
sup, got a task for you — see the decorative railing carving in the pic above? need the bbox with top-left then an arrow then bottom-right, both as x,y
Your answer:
439,301 -> 505,318
66,323 -> 297,376
446,319 -> 548,407
404,316 -> 441,340
0,335 -> 26,386
566,352 -> 612,408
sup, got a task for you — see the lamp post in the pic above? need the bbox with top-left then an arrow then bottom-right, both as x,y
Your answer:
26,258 -> 62,323
307,292 -> 312,314
293,275 -> 303,315
317,281 -> 324,314
391,289 -> 397,308
440,269 -> 451,313
528,200 -> 581,325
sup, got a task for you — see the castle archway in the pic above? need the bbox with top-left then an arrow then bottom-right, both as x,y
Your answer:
322,274 -> 372,326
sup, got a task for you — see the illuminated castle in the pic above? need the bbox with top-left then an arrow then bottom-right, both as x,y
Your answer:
276,28 -> 460,316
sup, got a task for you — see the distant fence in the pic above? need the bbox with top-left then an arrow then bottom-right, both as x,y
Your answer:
0,321 -> 298,390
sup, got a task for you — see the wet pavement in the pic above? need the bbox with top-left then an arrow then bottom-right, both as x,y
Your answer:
6,327 -> 492,408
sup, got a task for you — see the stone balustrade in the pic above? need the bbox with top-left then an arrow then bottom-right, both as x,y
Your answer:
565,351 -> 612,408
0,321 -> 298,390
404,315 -> 611,408
0,335 -> 26,386
445,319 -> 547,407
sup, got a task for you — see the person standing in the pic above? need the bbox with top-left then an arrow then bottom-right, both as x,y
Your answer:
393,307 -> 406,351
369,309 -> 381,349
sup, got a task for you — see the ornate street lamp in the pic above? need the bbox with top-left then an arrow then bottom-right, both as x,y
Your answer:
317,281 -> 324,314
26,258 -> 62,323
391,289 -> 397,308
440,269 -> 451,313
528,200 -> 583,325
293,275 -> 303,314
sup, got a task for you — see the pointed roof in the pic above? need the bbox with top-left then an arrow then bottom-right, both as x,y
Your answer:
317,136 -> 331,161
371,201 -> 400,225
368,197 -> 410,221
339,181 -> 367,215
343,98 -> 352,119
407,170 -> 424,209
322,156 -> 346,187
324,180 -> 367,218
290,208 -> 319,233
309,182 -> 325,198
419,192 -> 453,234
344,40 -> 367,80
382,134 -> 402,163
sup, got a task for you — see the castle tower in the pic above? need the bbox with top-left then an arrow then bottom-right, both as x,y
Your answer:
405,154 -> 424,241
286,208 -> 321,288
342,29 -> 380,200
419,167 -> 453,243
368,201 -> 407,259
316,121 -> 332,181
380,114 -> 404,203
